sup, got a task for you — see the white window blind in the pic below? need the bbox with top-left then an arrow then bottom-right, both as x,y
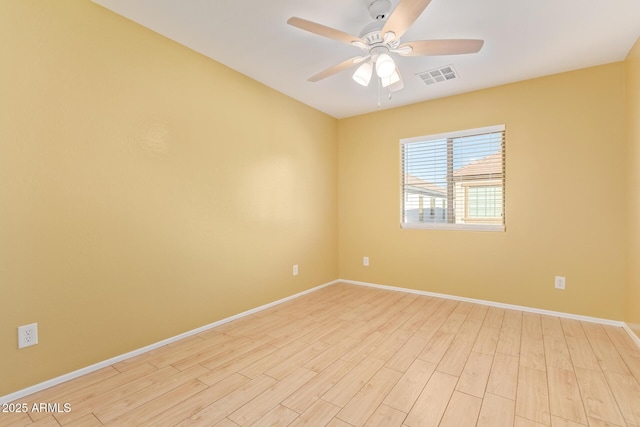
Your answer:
401,125 -> 505,231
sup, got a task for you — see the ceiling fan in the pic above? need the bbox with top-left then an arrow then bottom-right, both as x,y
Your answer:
287,0 -> 484,92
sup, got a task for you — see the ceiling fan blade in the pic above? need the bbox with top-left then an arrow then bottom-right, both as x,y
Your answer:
381,0 -> 432,42
308,56 -> 366,82
397,39 -> 484,56
287,17 -> 364,46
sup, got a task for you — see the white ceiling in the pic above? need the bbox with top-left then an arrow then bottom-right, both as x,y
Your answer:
91,0 -> 640,119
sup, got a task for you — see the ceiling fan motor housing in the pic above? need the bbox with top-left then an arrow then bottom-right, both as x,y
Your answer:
367,0 -> 391,20
359,21 -> 400,50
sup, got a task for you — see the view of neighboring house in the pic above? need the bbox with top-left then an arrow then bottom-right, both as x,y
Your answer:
403,174 -> 446,223
403,150 -> 504,225
453,150 -> 504,225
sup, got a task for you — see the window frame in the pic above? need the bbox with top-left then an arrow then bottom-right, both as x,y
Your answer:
400,125 -> 506,232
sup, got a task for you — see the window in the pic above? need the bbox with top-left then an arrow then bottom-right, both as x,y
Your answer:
401,125 -> 505,231
465,183 -> 503,222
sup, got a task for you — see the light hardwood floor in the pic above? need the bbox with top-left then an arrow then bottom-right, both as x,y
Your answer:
3,283 -> 640,426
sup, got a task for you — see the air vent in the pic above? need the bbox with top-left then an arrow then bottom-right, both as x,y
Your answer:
416,65 -> 458,86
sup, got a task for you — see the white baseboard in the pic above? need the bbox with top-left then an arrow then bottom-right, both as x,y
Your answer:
340,279 -> 626,327
623,323 -> 640,348
344,279 -> 640,350
0,279 -> 339,405
3,277 -> 638,404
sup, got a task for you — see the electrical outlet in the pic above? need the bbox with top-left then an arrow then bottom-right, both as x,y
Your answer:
363,256 -> 369,266
293,264 -> 298,276
18,323 -> 38,349
555,276 -> 566,290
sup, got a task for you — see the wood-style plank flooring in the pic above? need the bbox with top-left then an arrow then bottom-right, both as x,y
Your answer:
3,283 -> 640,426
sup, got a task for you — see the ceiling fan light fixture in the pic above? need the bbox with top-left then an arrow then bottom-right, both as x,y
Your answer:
380,68 -> 400,88
388,70 -> 404,92
375,53 -> 395,78
353,61 -> 373,86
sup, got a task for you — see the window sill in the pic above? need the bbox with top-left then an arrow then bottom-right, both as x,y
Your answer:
401,222 -> 505,232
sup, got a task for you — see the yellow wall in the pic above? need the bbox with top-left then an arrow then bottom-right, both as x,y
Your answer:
0,1 -> 338,395
1,0 -> 636,399
338,63 -> 627,320
626,37 -> 640,340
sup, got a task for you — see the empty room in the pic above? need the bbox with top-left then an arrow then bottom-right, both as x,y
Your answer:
2,0 -> 640,426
